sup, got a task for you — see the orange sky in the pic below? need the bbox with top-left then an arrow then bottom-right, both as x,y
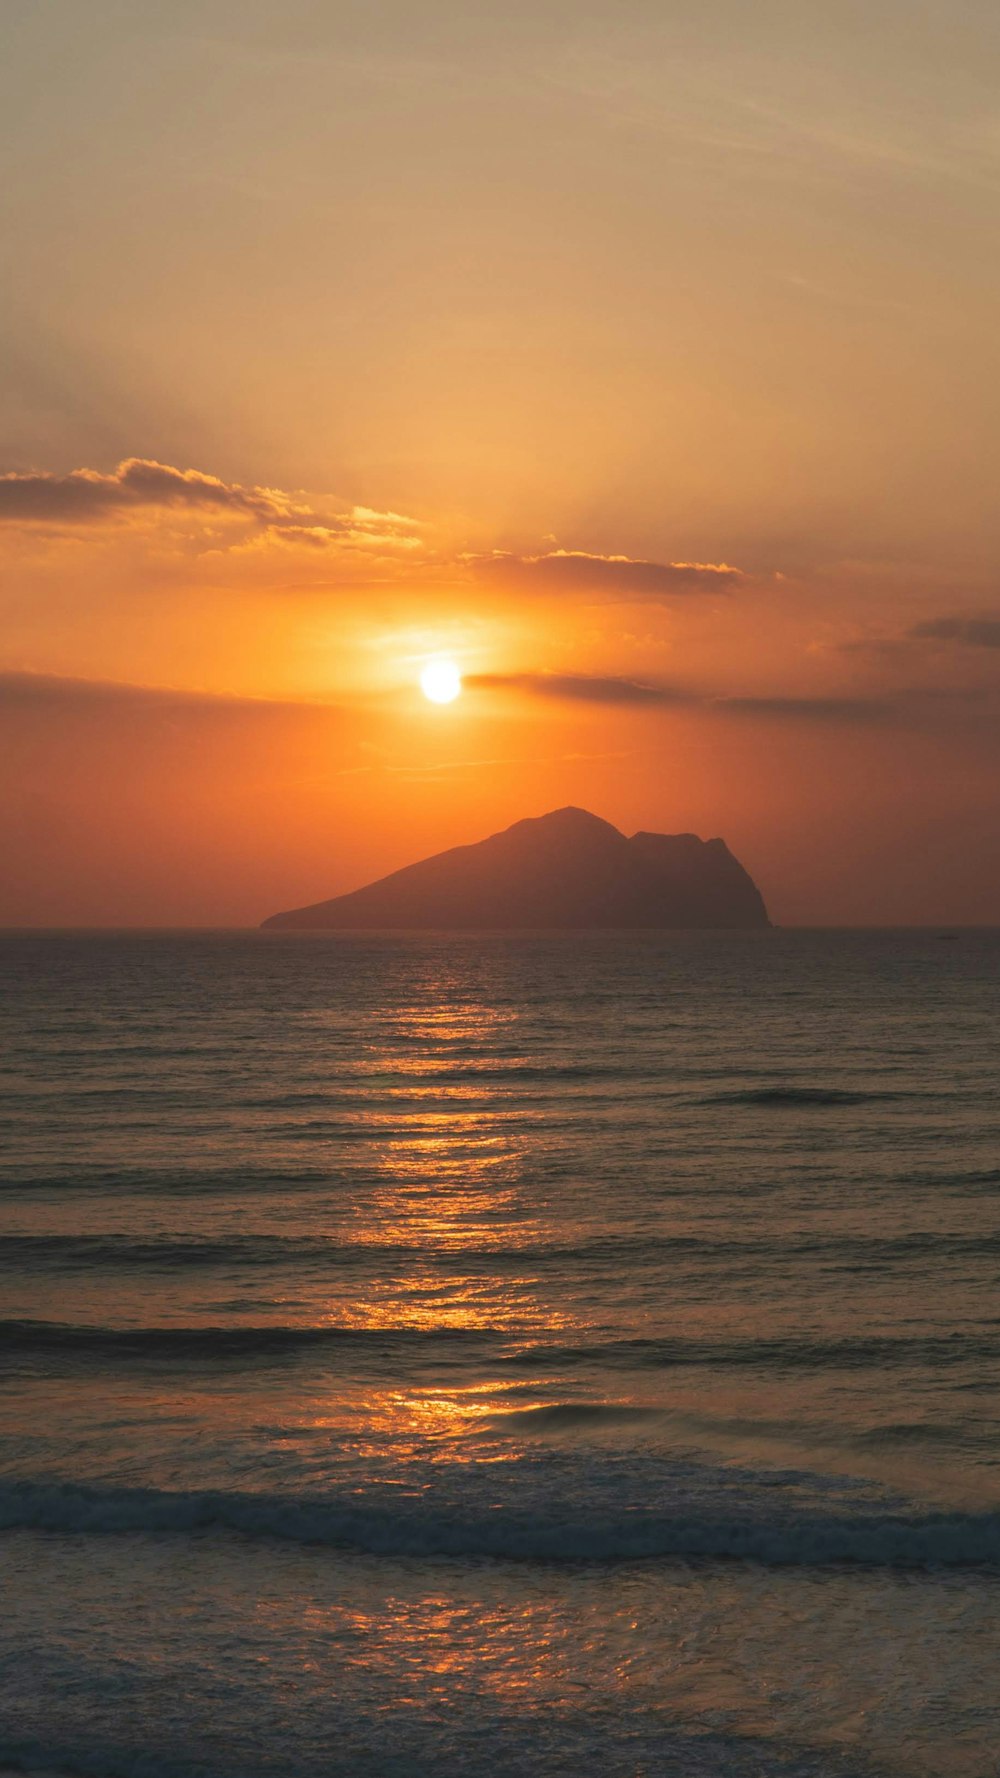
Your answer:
2,2 -> 998,925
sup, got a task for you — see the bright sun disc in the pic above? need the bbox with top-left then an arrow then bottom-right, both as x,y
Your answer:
420,660 -> 462,704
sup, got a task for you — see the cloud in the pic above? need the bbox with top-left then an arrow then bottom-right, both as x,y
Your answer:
466,670 -> 885,721
5,669 -> 993,758
0,459 -> 297,524
0,460 -> 421,552
470,549 -> 743,599
0,461 -> 748,604
0,669 -> 341,718
909,616 -> 1000,650
842,614 -> 1000,658
260,519 -> 423,552
716,695 -> 889,722
466,671 -> 690,705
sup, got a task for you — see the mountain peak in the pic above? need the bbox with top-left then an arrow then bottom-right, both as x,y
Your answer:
497,806 -> 625,845
537,805 -> 619,826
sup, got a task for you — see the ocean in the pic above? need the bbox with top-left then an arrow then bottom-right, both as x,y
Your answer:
0,928 -> 998,1778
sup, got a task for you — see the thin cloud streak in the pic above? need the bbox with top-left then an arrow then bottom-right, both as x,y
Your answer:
909,616 -> 1000,650
0,670 -> 343,717
471,550 -> 744,599
466,668 -> 1000,732
466,670 -> 883,720
467,671 -> 690,705
3,670 -> 995,764
718,695 -> 890,722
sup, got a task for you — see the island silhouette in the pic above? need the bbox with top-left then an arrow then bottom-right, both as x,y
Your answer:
261,806 -> 769,929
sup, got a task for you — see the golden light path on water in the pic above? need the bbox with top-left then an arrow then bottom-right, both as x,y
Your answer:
306,991 -> 579,1452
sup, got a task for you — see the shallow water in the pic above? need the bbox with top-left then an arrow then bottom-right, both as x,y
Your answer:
1,929 -> 998,1777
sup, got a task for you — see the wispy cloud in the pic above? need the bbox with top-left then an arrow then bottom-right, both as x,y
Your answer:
4,669 -> 995,748
0,669 -> 341,718
466,669 -> 884,720
332,748 -> 632,783
465,668 -> 1000,731
467,671 -> 690,705
470,550 -> 743,600
909,615 -> 1000,650
717,694 -> 889,722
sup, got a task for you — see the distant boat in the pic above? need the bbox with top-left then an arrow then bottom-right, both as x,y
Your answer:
261,806 -> 770,930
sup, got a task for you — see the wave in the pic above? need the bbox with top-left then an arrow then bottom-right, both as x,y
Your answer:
5,1227 -> 1000,1276
514,1331 -> 997,1372
1,1319 -> 994,1372
1,1478 -> 998,1569
0,1727 -> 870,1778
699,1086 -> 906,1108
0,1232 -> 754,1272
0,1319 -> 495,1361
0,1235 -> 408,1272
0,1165 -> 348,1196
481,1401 -> 663,1432
256,1061 -> 628,1090
5,1161 -> 998,1207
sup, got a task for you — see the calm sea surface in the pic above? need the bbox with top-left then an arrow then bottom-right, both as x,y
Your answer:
0,929 -> 998,1778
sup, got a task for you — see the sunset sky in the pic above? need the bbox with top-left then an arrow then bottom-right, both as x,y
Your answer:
3,0 -> 999,925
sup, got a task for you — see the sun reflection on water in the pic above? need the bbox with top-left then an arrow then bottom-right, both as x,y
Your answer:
303,987 -> 590,1450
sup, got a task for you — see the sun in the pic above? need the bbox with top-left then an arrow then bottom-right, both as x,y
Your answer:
420,659 -> 462,704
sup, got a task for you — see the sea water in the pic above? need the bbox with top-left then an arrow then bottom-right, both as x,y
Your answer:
0,928 -> 998,1778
